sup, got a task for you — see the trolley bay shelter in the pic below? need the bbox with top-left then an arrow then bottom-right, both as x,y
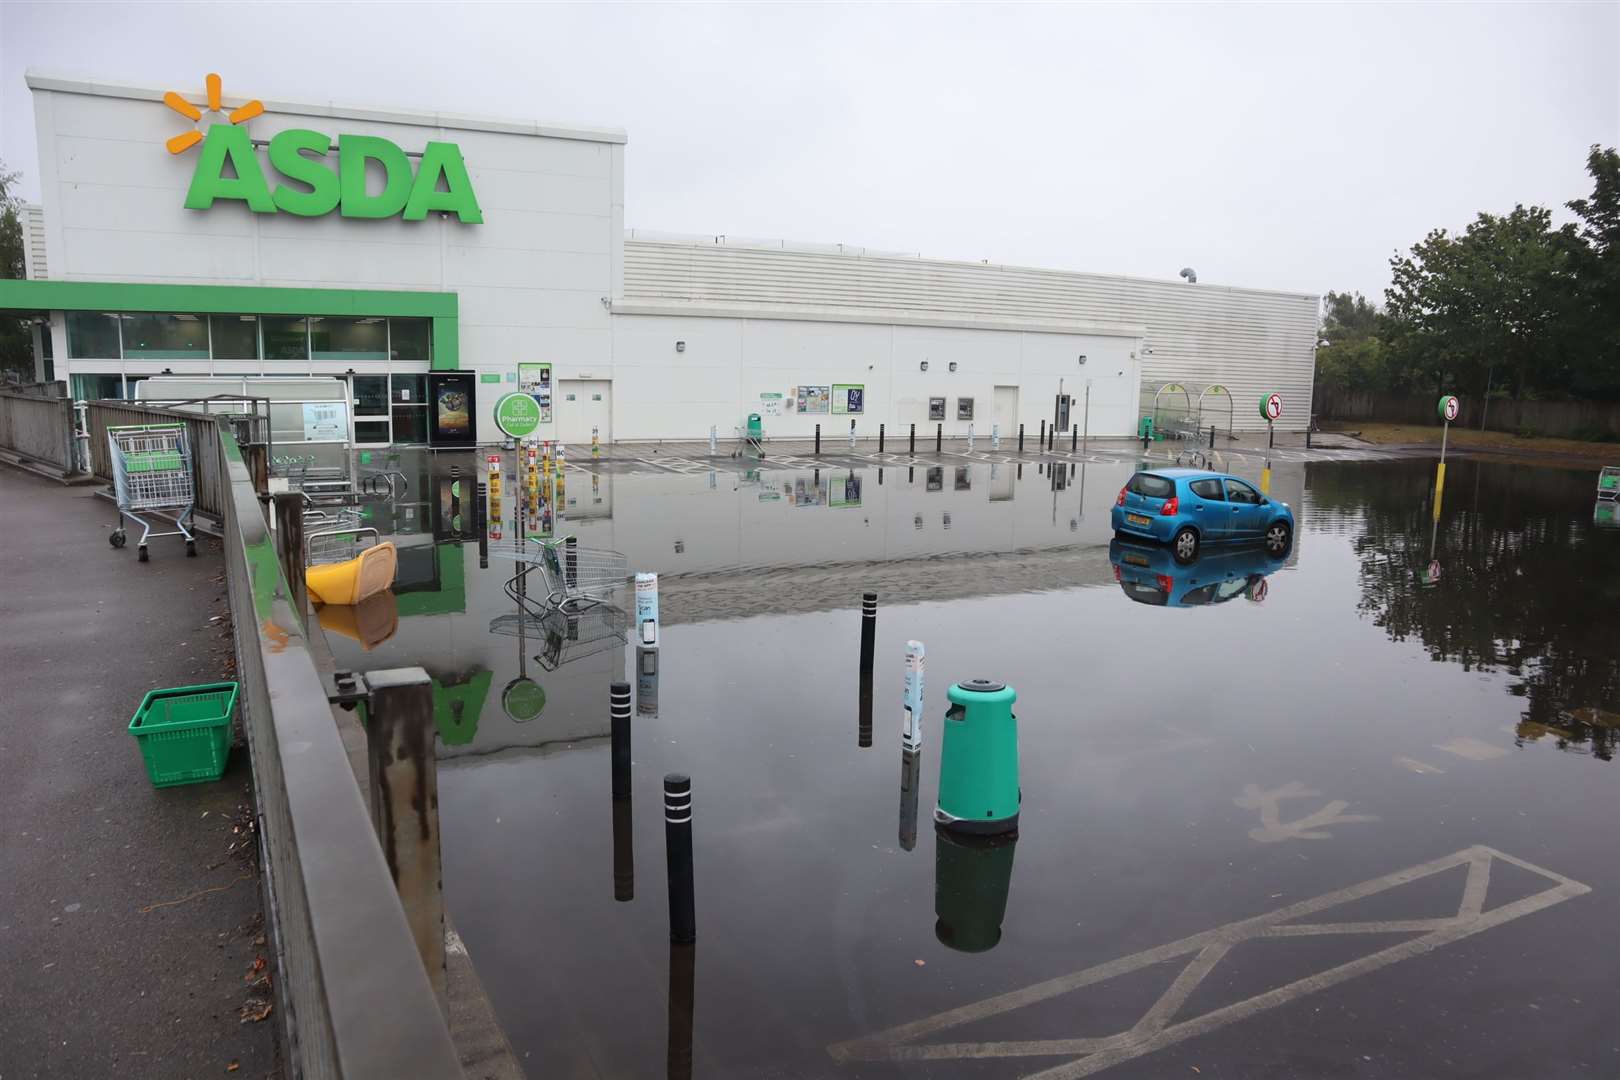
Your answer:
5,71 -> 1319,445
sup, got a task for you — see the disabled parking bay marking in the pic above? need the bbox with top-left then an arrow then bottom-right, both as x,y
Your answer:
827,845 -> 1589,1078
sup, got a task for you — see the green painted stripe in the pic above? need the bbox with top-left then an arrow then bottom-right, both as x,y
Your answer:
0,279 -> 457,317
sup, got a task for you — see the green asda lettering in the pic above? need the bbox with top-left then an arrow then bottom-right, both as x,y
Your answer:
183,125 -> 483,223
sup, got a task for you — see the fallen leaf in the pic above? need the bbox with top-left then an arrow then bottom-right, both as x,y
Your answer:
239,998 -> 273,1024
227,1063 -> 240,1073
913,959 -> 926,967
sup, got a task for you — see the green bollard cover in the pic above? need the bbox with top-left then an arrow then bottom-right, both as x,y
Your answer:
936,680 -> 1019,833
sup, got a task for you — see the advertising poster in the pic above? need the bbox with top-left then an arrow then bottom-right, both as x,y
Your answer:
798,386 -> 830,414
428,372 -> 480,447
832,384 -> 865,415
301,401 -> 346,442
519,362 -> 553,423
829,471 -> 863,508
759,392 -> 785,417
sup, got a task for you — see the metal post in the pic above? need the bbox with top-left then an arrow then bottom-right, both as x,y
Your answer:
611,681 -> 632,800
244,442 -> 269,498
364,667 -> 447,1016
271,492 -> 308,620
664,775 -> 696,943
815,424 -> 821,455
1268,421 -> 1274,449
879,424 -> 885,453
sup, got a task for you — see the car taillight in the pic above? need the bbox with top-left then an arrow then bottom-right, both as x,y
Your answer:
1113,565 -> 1121,581
1156,574 -> 1175,592
1116,487 -> 1127,506
1161,496 -> 1179,516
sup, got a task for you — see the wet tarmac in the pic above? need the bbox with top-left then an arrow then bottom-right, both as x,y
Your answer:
323,449 -> 1618,1079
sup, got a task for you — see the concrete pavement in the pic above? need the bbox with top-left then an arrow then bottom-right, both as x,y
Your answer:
0,467 -> 277,1078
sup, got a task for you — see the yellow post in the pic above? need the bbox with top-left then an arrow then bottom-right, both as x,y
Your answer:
1260,460 -> 1272,496
1433,461 -> 1446,521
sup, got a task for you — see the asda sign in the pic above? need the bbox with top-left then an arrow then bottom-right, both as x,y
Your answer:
183,125 -> 483,224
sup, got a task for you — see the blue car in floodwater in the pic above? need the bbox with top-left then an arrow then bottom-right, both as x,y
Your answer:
1109,538 -> 1282,607
1111,468 -> 1294,564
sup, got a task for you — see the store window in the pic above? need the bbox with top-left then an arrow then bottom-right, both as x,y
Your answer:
390,318 -> 431,365
210,315 -> 259,360
262,316 -> 310,361
71,373 -> 124,400
311,316 -> 388,360
118,314 -> 209,359
67,312 -> 121,358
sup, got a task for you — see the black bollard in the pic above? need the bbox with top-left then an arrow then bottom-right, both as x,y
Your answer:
667,941 -> 696,1080
611,682 -> 632,800
908,465 -> 915,484
1072,426 -> 1077,452
612,797 -> 634,902
815,423 -> 821,455
878,467 -> 884,486
879,424 -> 885,453
1018,423 -> 1025,452
859,669 -> 874,749
1209,424 -> 1216,450
1142,428 -> 1151,451
936,424 -> 942,452
1039,420 -> 1046,448
664,775 -> 696,943
860,592 -> 877,674
1047,425 -> 1054,451
1017,463 -> 1023,480
476,480 -> 488,569
909,423 -> 916,455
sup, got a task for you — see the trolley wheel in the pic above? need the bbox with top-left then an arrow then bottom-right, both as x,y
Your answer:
138,545 -> 150,563
186,539 -> 198,557
109,530 -> 127,549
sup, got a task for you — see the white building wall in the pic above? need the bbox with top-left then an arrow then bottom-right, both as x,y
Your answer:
26,73 -> 625,436
621,239 -> 1319,432
608,314 -> 1140,441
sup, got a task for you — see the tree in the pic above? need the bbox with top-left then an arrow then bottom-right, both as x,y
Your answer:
1315,291 -> 1393,391
1383,205 -> 1582,402
0,161 -> 36,381
1565,146 -> 1620,398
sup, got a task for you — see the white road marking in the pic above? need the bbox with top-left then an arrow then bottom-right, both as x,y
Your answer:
827,845 -> 1590,1077
1434,736 -> 1511,762
1394,756 -> 1445,775
1234,781 -> 1379,842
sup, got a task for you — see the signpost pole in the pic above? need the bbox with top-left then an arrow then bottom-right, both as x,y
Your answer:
1434,395 -> 1458,524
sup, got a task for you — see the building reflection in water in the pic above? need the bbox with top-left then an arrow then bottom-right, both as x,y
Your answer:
934,826 -> 1018,953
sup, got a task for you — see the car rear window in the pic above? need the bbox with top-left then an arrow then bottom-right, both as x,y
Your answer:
1128,473 -> 1175,499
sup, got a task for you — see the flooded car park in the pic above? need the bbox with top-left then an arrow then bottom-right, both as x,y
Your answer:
322,449 -> 1616,1079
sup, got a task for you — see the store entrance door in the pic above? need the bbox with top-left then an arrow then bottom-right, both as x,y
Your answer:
351,374 -> 391,445
993,385 -> 1019,439
558,380 -> 611,446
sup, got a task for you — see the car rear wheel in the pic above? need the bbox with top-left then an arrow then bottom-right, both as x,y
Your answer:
1264,521 -> 1292,557
1172,526 -> 1199,564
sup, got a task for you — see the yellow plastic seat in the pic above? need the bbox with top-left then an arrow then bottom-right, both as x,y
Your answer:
305,542 -> 398,606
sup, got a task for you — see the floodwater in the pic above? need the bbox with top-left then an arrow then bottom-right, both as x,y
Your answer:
322,448 -> 1619,1079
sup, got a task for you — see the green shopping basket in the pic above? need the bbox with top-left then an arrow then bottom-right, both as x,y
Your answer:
127,682 -> 239,788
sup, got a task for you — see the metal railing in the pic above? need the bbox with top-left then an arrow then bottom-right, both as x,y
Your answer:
217,427 -> 461,1079
0,391 -> 76,475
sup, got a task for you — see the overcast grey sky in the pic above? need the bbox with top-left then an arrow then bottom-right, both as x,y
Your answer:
2,1 -> 1615,298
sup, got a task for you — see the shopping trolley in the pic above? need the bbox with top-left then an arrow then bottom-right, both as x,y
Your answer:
107,424 -> 196,561
492,535 -> 629,612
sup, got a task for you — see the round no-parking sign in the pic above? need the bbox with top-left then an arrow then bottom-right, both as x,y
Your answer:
1438,395 -> 1460,422
1259,393 -> 1283,422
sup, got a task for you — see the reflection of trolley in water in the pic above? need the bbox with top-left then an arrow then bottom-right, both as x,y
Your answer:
492,534 -> 628,612
107,424 -> 196,561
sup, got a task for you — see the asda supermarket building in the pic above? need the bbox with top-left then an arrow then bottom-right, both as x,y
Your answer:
5,72 -> 1319,446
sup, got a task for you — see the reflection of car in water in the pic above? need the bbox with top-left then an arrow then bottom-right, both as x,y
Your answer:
1111,469 -> 1294,564
1109,538 -> 1282,607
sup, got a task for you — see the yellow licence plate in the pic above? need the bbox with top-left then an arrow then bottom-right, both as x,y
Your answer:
1126,513 -> 1152,526
1124,553 -> 1149,567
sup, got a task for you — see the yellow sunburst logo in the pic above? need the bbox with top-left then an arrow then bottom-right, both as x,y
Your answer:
163,72 -> 264,154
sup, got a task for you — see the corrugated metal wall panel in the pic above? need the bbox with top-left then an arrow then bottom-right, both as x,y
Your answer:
23,204 -> 47,280
623,240 -> 1319,431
